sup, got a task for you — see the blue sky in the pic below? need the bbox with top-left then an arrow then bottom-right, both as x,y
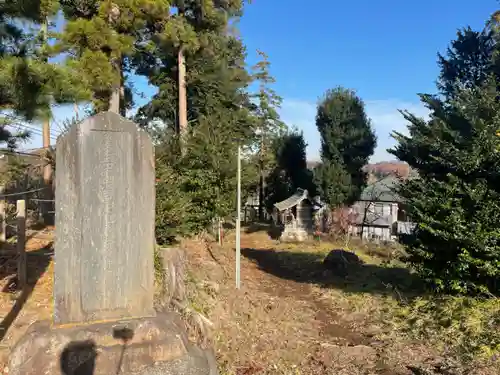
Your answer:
28,0 -> 499,162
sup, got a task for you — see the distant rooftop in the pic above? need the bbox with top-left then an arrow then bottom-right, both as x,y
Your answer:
306,160 -> 320,170
359,176 -> 402,203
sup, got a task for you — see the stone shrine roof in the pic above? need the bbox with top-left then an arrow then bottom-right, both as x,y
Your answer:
274,188 -> 324,212
274,189 -> 309,211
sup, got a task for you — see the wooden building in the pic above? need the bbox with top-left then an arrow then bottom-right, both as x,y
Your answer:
349,176 -> 415,241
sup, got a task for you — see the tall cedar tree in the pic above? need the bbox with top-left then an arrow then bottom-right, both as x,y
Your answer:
314,87 -> 376,207
437,26 -> 499,102
390,81 -> 500,295
141,1 -> 258,243
135,0 -> 247,133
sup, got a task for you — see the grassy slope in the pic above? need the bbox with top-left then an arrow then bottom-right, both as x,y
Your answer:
1,227 -> 499,374
184,228 -> 500,375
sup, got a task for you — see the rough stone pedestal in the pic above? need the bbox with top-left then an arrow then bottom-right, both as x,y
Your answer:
8,312 -> 218,375
280,228 -> 309,242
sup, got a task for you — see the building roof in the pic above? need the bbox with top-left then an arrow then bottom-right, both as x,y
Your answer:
359,176 -> 403,203
274,188 -> 325,212
274,188 -> 309,211
274,188 -> 326,211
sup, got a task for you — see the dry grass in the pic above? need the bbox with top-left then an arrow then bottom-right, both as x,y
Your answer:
184,228 -> 500,375
0,226 -> 499,375
0,229 -> 54,372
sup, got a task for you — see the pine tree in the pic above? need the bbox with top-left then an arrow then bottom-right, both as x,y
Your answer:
0,0 -> 73,119
0,118 -> 30,150
0,0 -> 70,151
390,80 -> 500,295
135,0 -> 249,135
58,0 -> 171,113
314,87 -> 376,207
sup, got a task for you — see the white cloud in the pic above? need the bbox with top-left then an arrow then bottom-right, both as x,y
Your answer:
278,98 -> 430,163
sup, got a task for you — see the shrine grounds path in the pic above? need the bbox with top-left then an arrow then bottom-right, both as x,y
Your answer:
1,226 -> 499,374
184,226 -> 500,375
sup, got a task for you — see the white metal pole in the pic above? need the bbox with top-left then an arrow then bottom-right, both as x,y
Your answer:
236,144 -> 241,289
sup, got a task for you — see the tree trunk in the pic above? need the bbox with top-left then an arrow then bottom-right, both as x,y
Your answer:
42,119 -> 51,184
41,18 -> 53,225
258,135 -> 266,221
108,57 -> 126,116
109,89 -> 120,114
178,46 -> 188,138
119,65 -> 126,117
109,65 -> 121,115
258,163 -> 265,222
42,121 -> 53,225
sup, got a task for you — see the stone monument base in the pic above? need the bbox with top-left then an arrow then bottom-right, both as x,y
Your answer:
280,229 -> 309,242
8,312 -> 218,375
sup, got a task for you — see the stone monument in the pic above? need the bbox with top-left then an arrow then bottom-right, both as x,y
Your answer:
54,111 -> 155,324
8,112 -> 217,375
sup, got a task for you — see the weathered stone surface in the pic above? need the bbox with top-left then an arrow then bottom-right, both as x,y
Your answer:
158,247 -> 186,306
280,228 -> 308,242
54,112 -> 155,325
17,111 -> 222,375
8,313 -> 217,375
132,349 -> 218,375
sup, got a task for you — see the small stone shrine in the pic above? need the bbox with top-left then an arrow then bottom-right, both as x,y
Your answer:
8,112 -> 217,375
273,188 -> 324,242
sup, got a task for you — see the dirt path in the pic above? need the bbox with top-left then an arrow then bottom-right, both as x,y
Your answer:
1,229 -> 492,374
185,233 -> 418,375
0,234 -> 54,371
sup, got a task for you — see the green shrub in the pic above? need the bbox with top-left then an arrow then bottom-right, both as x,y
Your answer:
391,83 -> 500,295
395,296 -> 500,361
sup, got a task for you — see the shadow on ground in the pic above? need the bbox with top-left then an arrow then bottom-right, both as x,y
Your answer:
59,327 -> 133,375
0,243 -> 53,342
242,247 -> 425,298
60,340 -> 98,375
244,223 -> 282,240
